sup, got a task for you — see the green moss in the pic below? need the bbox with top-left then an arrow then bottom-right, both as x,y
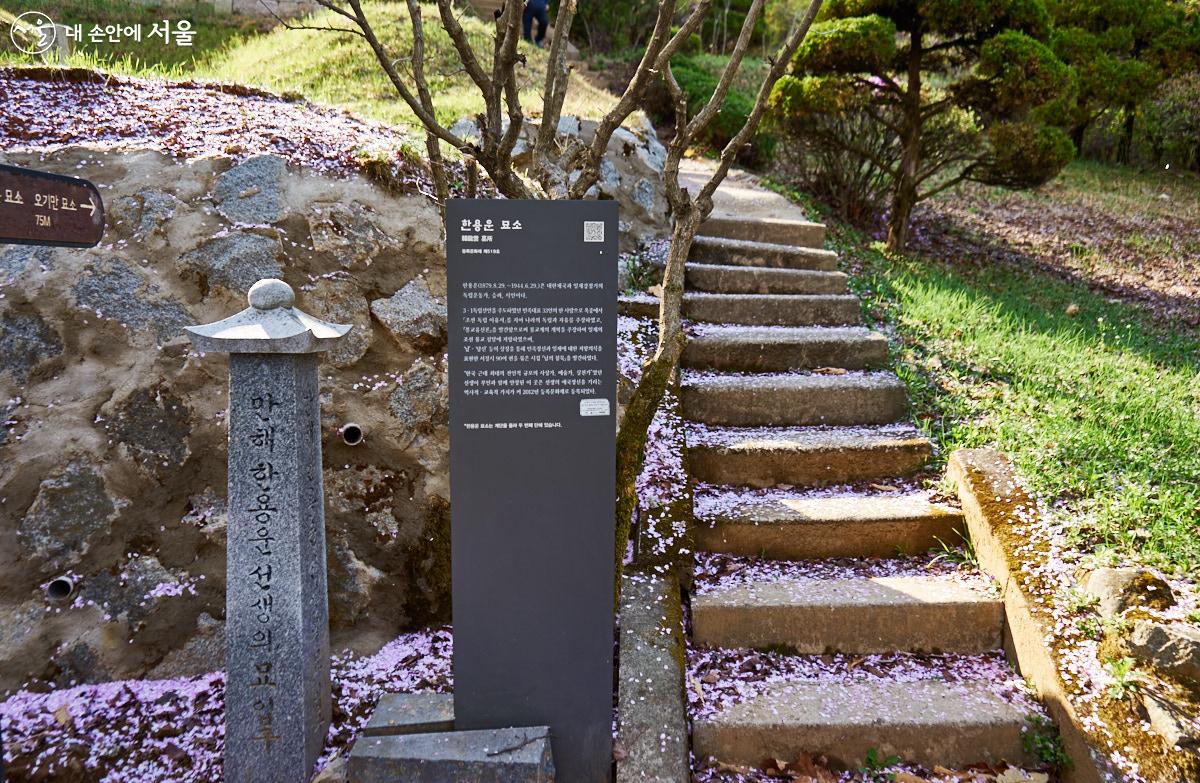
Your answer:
657,572 -> 687,674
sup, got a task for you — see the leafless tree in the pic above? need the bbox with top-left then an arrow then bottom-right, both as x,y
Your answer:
301,0 -> 824,586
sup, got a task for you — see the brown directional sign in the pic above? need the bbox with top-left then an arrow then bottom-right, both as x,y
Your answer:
0,164 -> 105,248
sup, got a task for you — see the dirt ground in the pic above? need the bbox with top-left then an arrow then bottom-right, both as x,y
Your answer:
913,165 -> 1200,327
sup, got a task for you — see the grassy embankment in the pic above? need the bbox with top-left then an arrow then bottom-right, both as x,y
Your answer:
1,0 -> 623,132
773,161 -> 1200,580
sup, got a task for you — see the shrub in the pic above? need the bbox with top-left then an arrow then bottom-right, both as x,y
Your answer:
769,75 -> 897,224
771,0 -> 1074,249
1140,71 -> 1200,170
657,55 -> 776,169
1043,0 -> 1200,162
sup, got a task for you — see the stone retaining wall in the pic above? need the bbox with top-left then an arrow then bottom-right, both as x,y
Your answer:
0,147 -> 451,689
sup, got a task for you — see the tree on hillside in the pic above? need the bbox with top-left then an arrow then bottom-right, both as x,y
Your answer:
771,0 -> 1074,251
701,0 -> 768,52
299,0 -> 825,590
1044,0 -> 1200,163
573,0 -> 664,51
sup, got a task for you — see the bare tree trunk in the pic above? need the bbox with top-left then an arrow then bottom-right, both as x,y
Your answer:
533,0 -> 579,175
886,24 -> 922,252
405,0 -> 449,210
1071,121 -> 1087,155
1117,102 -> 1136,165
612,215 -> 695,586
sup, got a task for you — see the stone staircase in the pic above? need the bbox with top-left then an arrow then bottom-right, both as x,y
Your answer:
680,217 -> 1045,772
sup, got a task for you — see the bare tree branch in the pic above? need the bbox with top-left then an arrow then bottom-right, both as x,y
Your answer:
435,0 -> 493,97
310,0 -> 366,25
405,0 -> 450,207
661,60 -> 693,213
484,2 -> 531,192
533,0 -> 579,167
566,0 -> 712,199
273,0 -> 365,37
498,68 -> 527,165
340,0 -> 467,152
918,163 -> 980,200
685,0 -> 765,142
697,0 -> 823,210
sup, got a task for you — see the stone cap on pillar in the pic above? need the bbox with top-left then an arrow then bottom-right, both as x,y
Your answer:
185,278 -> 352,354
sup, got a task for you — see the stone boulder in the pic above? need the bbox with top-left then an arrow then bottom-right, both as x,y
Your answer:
306,277 -> 374,368
18,461 -> 122,574
1140,690 -> 1200,752
212,154 -> 289,224
0,310 -> 63,383
371,279 -> 447,353
148,612 -> 226,679
389,359 -> 448,433
181,233 -> 285,293
1129,620 -> 1200,682
73,259 -> 196,346
1083,567 -> 1176,617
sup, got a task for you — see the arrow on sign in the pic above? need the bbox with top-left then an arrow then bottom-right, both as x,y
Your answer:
0,164 -> 105,248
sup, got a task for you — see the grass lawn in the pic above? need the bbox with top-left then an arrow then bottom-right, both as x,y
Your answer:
2,0 -> 626,132
770,164 -> 1200,578
918,159 -> 1200,325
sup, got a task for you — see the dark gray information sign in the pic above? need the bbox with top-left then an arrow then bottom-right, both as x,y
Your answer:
447,199 -> 618,783
0,164 -> 104,248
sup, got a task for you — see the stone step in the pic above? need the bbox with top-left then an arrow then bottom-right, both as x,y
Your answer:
619,294 -> 658,319
691,236 -> 839,271
620,294 -> 862,326
686,424 -> 932,488
694,490 -> 966,559
684,293 -> 861,327
685,263 -> 847,295
680,371 -> 908,427
683,325 -> 887,373
692,572 -> 1003,653
701,216 -> 826,249
692,678 -> 1037,770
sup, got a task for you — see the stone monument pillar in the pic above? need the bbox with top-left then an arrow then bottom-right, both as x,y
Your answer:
186,279 -> 351,783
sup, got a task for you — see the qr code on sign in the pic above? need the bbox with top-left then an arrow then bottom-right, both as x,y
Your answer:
583,221 -> 605,243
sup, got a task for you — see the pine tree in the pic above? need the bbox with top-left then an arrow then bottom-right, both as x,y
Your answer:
772,0 -> 1074,250
1044,0 -> 1200,163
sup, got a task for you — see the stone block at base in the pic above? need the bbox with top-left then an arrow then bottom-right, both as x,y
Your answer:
616,571 -> 689,783
362,692 -> 455,738
348,726 -> 554,783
